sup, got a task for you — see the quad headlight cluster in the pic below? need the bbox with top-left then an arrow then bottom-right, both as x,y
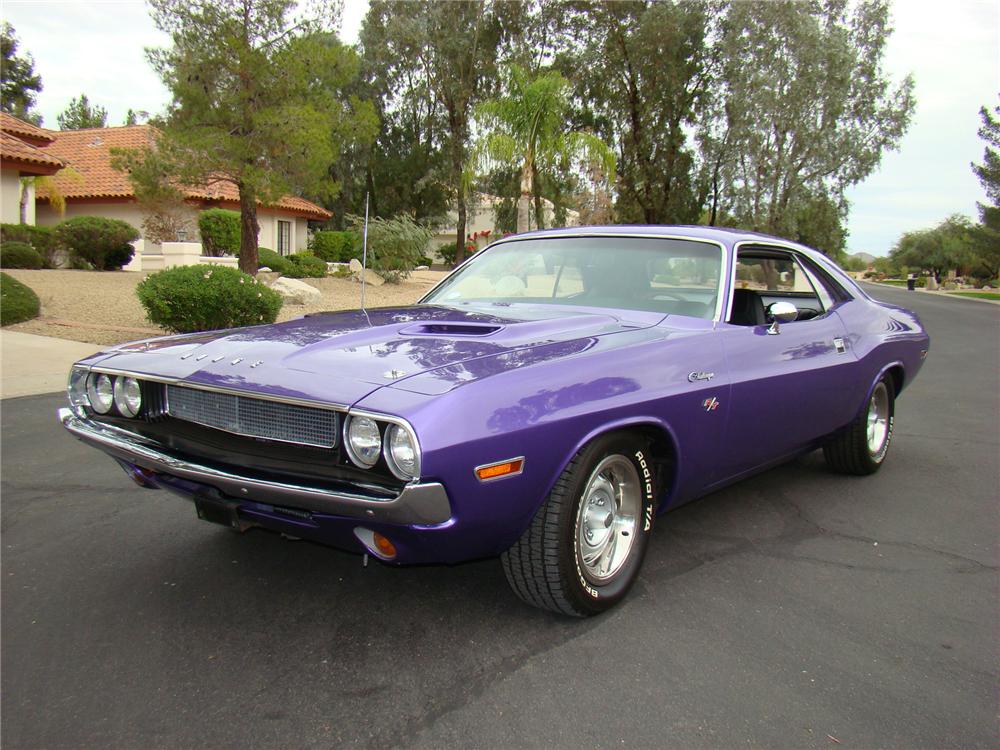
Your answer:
344,414 -> 421,481
68,368 -> 143,418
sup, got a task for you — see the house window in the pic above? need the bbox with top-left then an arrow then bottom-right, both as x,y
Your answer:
278,220 -> 292,255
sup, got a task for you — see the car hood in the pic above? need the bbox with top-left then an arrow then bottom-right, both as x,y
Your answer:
82,305 -> 666,406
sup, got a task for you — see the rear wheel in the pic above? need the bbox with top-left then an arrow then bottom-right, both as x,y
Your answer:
824,376 -> 895,475
501,433 -> 657,616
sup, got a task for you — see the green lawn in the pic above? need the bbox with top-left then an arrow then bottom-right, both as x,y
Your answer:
949,291 -> 1000,301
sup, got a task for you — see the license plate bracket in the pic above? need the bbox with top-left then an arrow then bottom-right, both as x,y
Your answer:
194,491 -> 248,531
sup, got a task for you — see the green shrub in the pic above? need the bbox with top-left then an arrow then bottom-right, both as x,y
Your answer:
55,216 -> 139,270
1,224 -> 58,266
136,265 -> 282,333
309,230 -> 360,262
0,272 -> 40,325
347,214 -> 431,283
287,252 -> 327,278
198,209 -> 240,257
0,241 -> 43,269
257,247 -> 292,275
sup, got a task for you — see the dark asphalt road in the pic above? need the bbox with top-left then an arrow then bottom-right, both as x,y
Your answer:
2,285 -> 997,750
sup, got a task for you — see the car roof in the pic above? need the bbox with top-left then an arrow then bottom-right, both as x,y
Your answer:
510,224 -> 809,249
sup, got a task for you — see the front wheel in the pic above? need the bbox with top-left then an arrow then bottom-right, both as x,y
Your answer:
501,433 -> 657,616
823,375 -> 895,475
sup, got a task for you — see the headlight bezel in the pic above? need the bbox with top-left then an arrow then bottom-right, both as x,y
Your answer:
86,373 -> 115,414
67,367 -> 91,414
385,423 -> 420,481
344,415 -> 383,468
113,376 -> 143,418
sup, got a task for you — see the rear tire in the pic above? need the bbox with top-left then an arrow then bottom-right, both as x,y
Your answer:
824,375 -> 895,475
501,433 -> 657,616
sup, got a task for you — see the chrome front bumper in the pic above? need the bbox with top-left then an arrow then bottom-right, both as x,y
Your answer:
58,408 -> 452,525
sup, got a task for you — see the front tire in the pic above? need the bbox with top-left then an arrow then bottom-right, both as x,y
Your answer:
501,433 -> 657,616
824,375 -> 895,475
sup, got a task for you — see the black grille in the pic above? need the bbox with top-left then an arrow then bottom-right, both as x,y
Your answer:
165,385 -> 338,448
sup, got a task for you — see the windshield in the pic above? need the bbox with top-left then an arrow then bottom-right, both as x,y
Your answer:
423,236 -> 723,319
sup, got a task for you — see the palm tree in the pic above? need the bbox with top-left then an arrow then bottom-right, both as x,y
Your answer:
475,65 -> 616,234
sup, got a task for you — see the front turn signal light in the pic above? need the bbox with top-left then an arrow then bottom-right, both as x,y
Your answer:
475,457 -> 525,482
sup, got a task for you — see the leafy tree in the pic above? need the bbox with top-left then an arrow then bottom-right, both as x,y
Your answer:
475,64 -> 614,233
57,94 -> 109,130
360,1 -> 517,265
706,0 -> 914,238
124,109 -> 150,126
566,1 -> 711,224
144,0 -> 373,274
970,96 -> 1000,280
890,215 -> 976,283
792,191 -> 849,261
0,23 -> 43,124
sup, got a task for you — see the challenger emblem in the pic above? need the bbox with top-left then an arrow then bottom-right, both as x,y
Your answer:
688,371 -> 715,382
702,397 -> 720,412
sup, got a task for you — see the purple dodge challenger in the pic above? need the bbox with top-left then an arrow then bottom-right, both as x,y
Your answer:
60,226 -> 928,616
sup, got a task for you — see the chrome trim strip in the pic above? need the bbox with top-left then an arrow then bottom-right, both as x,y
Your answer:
474,456 -> 526,482
420,232 -> 730,322
58,408 -> 451,525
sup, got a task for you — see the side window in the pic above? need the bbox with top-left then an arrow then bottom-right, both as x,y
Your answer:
729,249 -> 826,326
734,254 -> 819,296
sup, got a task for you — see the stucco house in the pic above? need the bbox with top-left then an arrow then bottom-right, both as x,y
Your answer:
33,124 -> 330,257
0,113 -> 65,225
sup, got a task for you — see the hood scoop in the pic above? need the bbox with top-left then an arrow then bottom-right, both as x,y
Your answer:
398,322 -> 504,337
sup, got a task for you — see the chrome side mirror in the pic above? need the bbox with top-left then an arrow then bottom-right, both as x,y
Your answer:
766,301 -> 798,335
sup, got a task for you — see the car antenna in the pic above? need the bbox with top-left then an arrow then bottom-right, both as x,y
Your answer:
361,191 -> 369,311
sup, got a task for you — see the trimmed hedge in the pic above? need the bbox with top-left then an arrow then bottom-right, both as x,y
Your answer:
309,230 -> 360,262
1,272 -> 41,325
1,224 -> 58,266
136,265 -> 283,333
55,216 -> 139,270
257,247 -> 292,275
1,241 -> 44,269
287,252 -> 327,278
198,209 -> 240,257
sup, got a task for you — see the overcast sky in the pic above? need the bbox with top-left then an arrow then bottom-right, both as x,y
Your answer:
3,0 -> 997,256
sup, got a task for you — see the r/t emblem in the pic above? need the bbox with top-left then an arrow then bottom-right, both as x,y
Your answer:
702,397 -> 720,412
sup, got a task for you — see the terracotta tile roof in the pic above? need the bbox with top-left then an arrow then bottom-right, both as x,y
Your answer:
0,131 -> 65,175
0,113 -> 55,146
36,125 -> 332,220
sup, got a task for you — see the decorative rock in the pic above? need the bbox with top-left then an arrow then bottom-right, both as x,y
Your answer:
258,266 -> 272,272
271,277 -> 322,305
415,265 -> 430,271
256,270 -> 280,286
349,258 -> 385,286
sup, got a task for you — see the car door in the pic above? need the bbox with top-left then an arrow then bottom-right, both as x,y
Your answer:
715,245 -> 857,479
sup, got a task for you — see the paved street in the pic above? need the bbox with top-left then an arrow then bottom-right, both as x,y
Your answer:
2,284 -> 997,749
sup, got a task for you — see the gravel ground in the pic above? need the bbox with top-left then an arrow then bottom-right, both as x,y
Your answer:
3,268 -> 449,346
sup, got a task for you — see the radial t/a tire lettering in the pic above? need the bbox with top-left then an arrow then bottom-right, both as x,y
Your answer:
501,433 -> 657,616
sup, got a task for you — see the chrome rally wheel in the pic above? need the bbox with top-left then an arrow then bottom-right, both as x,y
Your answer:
575,455 -> 641,585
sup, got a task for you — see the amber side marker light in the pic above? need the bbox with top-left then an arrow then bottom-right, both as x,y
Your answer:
475,457 -> 525,482
373,532 -> 397,559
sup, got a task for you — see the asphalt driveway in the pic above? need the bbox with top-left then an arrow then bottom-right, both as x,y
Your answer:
2,284 -> 997,749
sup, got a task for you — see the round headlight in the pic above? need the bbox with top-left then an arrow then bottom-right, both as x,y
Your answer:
87,374 -> 114,414
113,377 -> 142,418
386,424 -> 420,480
346,416 -> 381,468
